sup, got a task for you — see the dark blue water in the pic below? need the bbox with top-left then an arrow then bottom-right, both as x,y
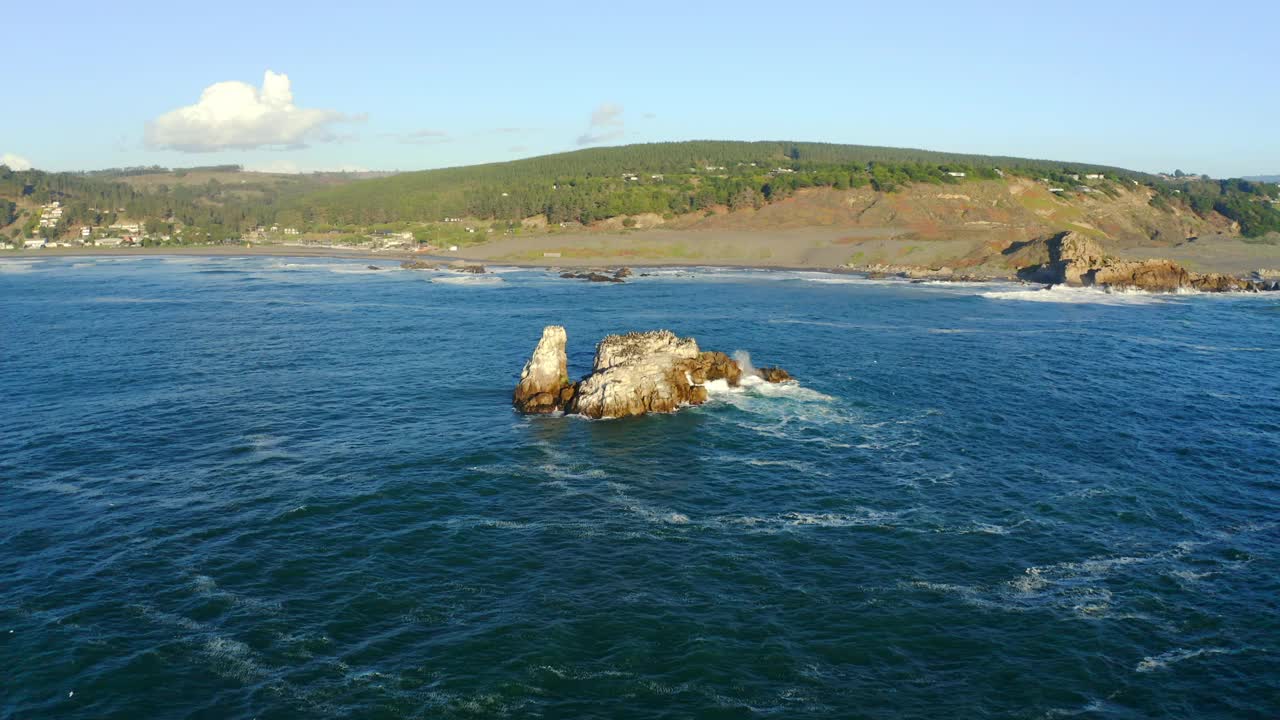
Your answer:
2,256 -> 1278,719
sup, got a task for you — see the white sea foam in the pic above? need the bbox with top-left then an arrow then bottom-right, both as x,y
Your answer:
798,276 -> 864,284
981,285 -> 1170,305
0,260 -> 41,273
132,604 -> 205,632
1136,647 -> 1234,673
717,454 -> 830,477
703,371 -> 834,405
203,636 -> 266,682
718,508 -> 902,532
267,261 -> 388,274
188,572 -> 283,614
1041,699 -> 1107,718
731,349 -> 758,377
432,275 -> 504,285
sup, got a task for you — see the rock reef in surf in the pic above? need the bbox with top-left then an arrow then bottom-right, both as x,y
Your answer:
512,327 -> 790,419
400,260 -> 489,274
559,267 -> 632,283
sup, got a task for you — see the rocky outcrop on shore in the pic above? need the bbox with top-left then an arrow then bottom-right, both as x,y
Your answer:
512,327 -> 790,419
400,260 -> 438,270
841,263 -> 990,282
1012,232 -> 1277,292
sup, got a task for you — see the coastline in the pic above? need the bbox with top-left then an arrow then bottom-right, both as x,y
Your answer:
4,245 -> 425,262
0,242 -> 885,276
7,228 -> 1279,284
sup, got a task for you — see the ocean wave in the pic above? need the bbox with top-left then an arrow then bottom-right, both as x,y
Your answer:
981,285 -> 1173,305
797,276 -> 865,284
432,275 -> 505,285
266,261 -> 388,274
1136,647 -> 1236,673
0,260 -> 42,273
717,454 -> 830,477
716,509 -> 903,532
187,573 -> 283,614
704,375 -> 834,403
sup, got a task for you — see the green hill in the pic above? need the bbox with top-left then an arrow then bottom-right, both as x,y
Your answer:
284,140 -> 1156,227
281,141 -> 1280,240
4,142 -> 1279,246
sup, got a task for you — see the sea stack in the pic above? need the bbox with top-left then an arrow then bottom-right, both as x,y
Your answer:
513,327 -> 789,419
512,325 -> 575,414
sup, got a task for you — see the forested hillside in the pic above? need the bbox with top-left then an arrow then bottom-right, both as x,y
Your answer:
283,141 -> 1280,239
4,142 -> 1279,244
283,141 -> 1154,226
0,165 -> 358,242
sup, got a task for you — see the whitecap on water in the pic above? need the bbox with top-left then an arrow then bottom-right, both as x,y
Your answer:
432,275 -> 504,285
704,371 -> 834,405
981,285 -> 1172,305
266,261 -> 388,274
715,508 -> 903,532
1135,647 -> 1236,673
0,260 -> 42,273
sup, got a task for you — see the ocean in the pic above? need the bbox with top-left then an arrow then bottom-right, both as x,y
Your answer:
2,256 -> 1277,718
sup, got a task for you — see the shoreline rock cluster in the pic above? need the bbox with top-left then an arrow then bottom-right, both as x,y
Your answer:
400,260 -> 488,274
513,326 -> 791,419
1010,232 -> 1279,292
842,263 -> 988,282
559,267 -> 632,283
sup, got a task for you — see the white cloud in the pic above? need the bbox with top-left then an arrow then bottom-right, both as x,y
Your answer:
577,102 -> 625,146
2,153 -> 32,170
146,71 -> 358,152
590,103 -> 624,127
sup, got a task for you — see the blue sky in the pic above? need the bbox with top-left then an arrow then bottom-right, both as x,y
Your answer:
3,0 -> 1277,177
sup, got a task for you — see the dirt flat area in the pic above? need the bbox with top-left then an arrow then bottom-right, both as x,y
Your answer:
455,227 -> 909,268
1111,236 -> 1280,274
9,228 -> 1279,277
